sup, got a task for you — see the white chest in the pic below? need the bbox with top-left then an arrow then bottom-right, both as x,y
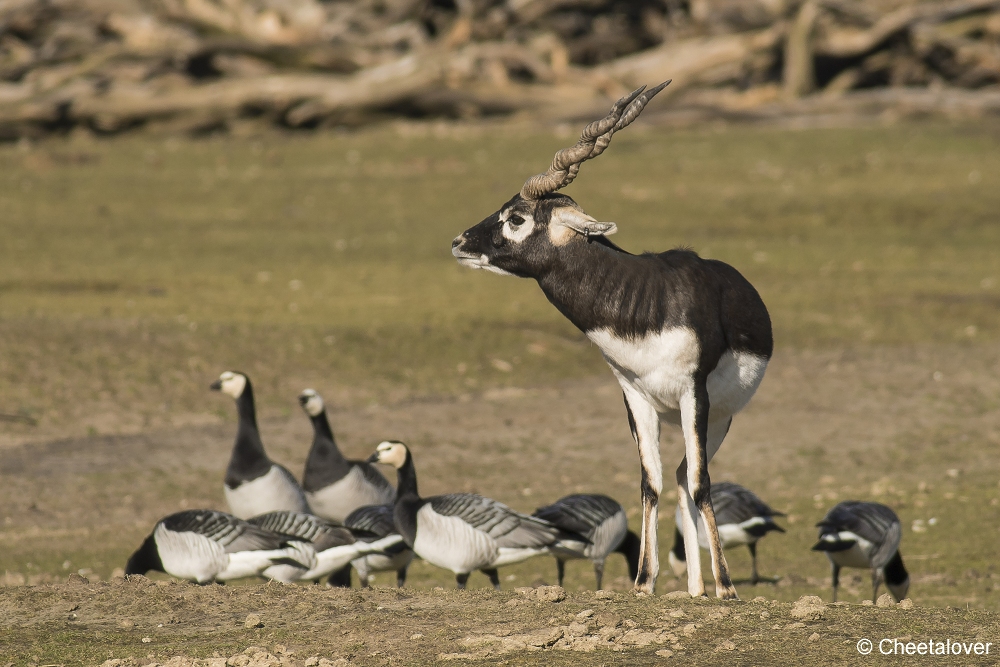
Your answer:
827,532 -> 875,569
587,326 -> 700,413
225,465 -> 309,519
307,466 -> 394,523
412,504 -> 497,574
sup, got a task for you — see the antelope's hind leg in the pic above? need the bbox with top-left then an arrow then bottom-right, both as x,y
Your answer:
680,388 -> 738,600
622,389 -> 662,595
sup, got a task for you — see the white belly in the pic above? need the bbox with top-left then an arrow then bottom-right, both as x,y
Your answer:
306,466 -> 394,523
225,466 -> 309,519
674,506 -> 757,550
353,549 -> 414,581
588,326 -> 767,423
412,504 -> 497,574
154,526 -> 226,583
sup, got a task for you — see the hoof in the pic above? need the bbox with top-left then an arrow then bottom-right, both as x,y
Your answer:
633,582 -> 656,596
717,586 -> 740,601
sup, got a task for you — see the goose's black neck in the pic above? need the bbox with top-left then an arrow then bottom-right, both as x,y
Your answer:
616,530 -> 642,580
395,451 -> 419,500
302,411 -> 350,491
125,534 -> 164,576
392,450 -> 421,548
226,381 -> 271,487
884,551 -> 908,586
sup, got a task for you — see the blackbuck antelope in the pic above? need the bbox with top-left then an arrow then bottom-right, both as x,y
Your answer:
451,83 -> 773,598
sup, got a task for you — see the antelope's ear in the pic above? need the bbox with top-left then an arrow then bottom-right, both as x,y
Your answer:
550,206 -> 618,237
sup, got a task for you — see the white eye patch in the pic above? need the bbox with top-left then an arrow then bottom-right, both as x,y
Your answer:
500,210 -> 535,243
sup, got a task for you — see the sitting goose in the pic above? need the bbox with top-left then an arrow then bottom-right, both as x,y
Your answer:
812,500 -> 909,603
125,509 -> 313,583
247,510 -> 404,583
669,481 -> 785,585
341,504 -> 414,588
211,371 -> 310,518
532,494 -> 640,590
368,441 -> 574,590
299,389 -> 395,522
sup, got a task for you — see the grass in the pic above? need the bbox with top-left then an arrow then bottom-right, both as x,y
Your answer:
0,120 -> 999,434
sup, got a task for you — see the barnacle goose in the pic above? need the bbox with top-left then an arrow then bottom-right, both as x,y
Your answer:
211,371 -> 310,518
668,482 -> 785,585
124,510 -> 314,583
532,494 -> 640,590
812,501 -> 910,603
299,389 -> 395,522
368,441 -> 579,590
247,510 -> 404,583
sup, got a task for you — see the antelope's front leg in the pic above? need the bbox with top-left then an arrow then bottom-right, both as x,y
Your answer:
622,389 -> 661,595
680,387 -> 738,600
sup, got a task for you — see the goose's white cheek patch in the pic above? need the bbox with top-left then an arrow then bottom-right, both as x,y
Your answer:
501,216 -> 535,243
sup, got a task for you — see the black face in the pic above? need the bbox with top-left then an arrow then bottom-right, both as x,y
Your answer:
451,193 -> 582,279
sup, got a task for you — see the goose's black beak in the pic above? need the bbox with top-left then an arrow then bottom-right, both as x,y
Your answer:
298,395 -> 309,406
366,453 -> 380,464
209,380 -> 222,391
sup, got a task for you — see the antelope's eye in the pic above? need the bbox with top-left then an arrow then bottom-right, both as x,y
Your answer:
508,215 -> 524,227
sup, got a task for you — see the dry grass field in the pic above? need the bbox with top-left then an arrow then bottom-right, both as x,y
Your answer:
1,118 -> 999,665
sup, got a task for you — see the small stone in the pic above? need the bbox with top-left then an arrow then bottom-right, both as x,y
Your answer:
718,639 -> 736,651
759,611 -> 770,620
669,610 -> 685,618
226,656 -> 249,667
594,589 -> 615,599
141,637 -> 151,643
861,599 -> 874,606
410,633 -> 424,639
682,623 -> 698,637
899,599 -> 914,609
655,649 -> 674,658
67,573 -> 89,586
665,590 -> 691,600
119,619 -> 135,629
515,585 -> 565,602
244,613 -> 263,629
576,609 -> 595,619
303,660 -> 319,667
808,632 -> 820,642
790,595 -> 825,621
876,593 -> 896,608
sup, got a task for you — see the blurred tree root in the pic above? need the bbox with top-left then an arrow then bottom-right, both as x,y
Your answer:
1,0 -> 1000,139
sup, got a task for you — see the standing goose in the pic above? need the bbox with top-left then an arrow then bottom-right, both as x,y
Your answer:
125,509 -> 314,583
299,389 -> 395,522
669,482 -> 785,585
211,371 -> 310,518
247,510 -> 404,583
368,441 -> 574,590
532,494 -> 640,590
812,501 -> 909,603
341,504 -> 414,588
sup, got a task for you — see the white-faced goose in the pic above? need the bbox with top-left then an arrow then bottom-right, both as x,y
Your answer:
125,510 -> 314,583
813,501 -> 909,603
368,441 -> 575,590
211,371 -> 310,518
341,504 -> 414,588
299,389 -> 395,523
247,510 -> 403,583
669,481 -> 785,585
532,494 -> 640,590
